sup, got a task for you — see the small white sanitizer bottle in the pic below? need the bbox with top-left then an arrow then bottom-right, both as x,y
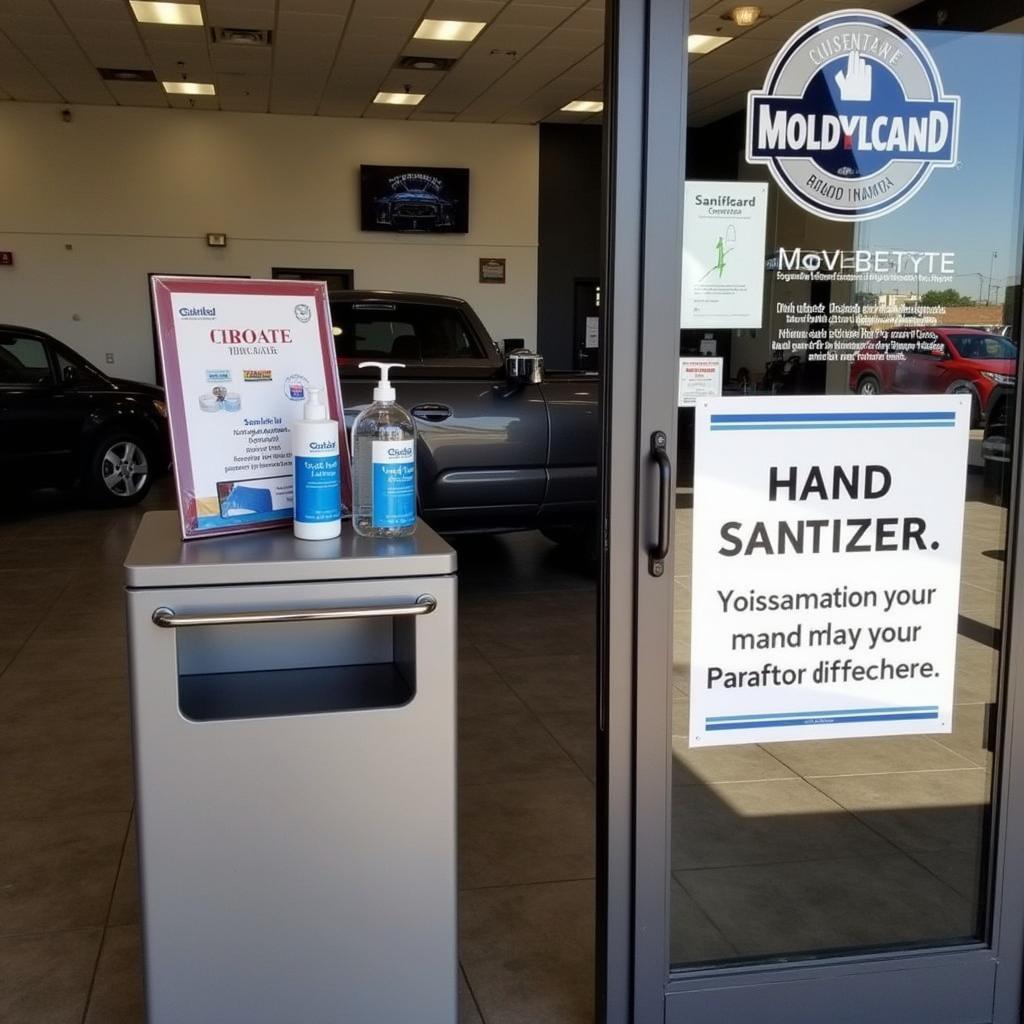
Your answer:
352,362 -> 417,538
292,386 -> 342,540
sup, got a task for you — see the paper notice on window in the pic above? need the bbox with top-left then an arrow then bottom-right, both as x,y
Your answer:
681,181 -> 768,330
678,357 -> 723,407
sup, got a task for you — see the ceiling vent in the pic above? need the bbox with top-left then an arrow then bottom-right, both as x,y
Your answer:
212,27 -> 272,46
396,55 -> 456,72
98,67 -> 157,82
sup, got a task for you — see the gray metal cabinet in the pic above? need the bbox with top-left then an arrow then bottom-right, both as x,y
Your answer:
124,512 -> 457,1024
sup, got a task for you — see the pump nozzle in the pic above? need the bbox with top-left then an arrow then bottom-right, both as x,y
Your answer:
303,386 -> 328,421
359,361 -> 405,403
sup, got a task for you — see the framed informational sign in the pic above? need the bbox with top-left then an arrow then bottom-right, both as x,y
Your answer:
152,276 -> 351,539
689,394 -> 970,747
681,180 -> 768,329
678,357 -> 723,407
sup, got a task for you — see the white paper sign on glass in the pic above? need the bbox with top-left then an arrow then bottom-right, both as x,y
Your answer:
678,357 -> 723,407
152,276 -> 351,539
689,395 -> 970,747
681,180 -> 769,329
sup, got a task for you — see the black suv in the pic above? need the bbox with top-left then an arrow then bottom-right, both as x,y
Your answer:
0,325 -> 169,505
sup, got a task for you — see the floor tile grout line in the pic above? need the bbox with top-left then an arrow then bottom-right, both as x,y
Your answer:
458,961 -> 487,1024
459,875 -> 597,894
79,806 -> 135,1024
794,772 -> 980,904
668,872 -> 740,957
0,568 -> 80,682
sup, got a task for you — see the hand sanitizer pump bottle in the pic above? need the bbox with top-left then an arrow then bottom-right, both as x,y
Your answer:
352,362 -> 417,538
292,386 -> 342,541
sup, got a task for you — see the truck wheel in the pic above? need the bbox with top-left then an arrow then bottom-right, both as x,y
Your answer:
87,433 -> 154,506
948,382 -> 980,427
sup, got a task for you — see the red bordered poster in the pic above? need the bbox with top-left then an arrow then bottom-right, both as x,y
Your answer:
152,276 -> 352,539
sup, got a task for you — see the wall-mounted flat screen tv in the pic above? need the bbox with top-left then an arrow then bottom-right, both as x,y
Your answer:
360,165 -> 470,234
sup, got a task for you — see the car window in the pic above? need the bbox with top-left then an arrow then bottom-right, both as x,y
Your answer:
947,333 -> 1018,360
54,350 -> 106,386
0,334 -> 53,385
331,302 -> 486,364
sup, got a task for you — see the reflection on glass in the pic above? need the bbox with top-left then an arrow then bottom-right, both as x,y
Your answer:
672,11 -> 1022,967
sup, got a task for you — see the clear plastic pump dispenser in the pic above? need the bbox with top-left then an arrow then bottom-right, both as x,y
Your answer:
351,362 -> 417,538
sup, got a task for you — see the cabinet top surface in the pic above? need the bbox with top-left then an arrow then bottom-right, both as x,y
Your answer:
125,511 -> 457,588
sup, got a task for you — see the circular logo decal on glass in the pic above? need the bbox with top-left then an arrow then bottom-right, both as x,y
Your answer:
746,9 -> 960,221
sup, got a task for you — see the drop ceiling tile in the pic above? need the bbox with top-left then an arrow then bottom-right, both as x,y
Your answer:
338,31 -> 407,57
328,53 -> 393,78
145,41 -> 211,64
424,0 -> 505,20
210,42 -> 273,74
0,0 -> 55,14
467,21 -> 549,52
408,108 -> 456,120
270,71 -> 329,114
215,72 -> 269,110
345,9 -> 416,37
50,0 -> 129,18
500,3 -> 579,29
276,32 -> 344,66
0,33 -> 60,100
46,77 -> 114,104
280,0 -> 356,11
0,10 -> 67,36
205,0 -> 276,29
105,79 -> 168,106
277,10 -> 349,35
560,5 -> 603,31
136,24 -> 207,46
376,67 -> 445,92
318,94 -> 368,116
73,29 -> 149,67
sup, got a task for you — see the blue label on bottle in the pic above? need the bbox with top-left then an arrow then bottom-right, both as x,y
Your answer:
294,454 -> 341,523
372,440 -> 416,528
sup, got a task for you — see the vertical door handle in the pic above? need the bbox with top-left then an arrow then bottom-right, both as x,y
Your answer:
649,430 -> 671,576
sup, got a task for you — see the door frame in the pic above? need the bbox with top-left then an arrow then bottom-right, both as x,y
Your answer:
599,0 -> 1024,1020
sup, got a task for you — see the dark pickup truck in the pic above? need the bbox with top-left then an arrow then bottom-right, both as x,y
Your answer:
332,291 -> 599,540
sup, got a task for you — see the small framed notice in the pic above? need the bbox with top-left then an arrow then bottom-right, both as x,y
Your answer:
152,276 -> 351,539
479,258 -> 506,283
678,357 -> 723,407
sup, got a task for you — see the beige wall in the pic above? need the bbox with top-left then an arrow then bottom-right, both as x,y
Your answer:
0,104 -> 539,383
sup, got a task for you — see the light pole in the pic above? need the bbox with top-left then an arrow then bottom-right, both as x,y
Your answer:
988,251 -> 999,305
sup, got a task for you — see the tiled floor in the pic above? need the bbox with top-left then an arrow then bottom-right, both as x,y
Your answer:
0,482 -> 598,1024
0,472 -> 1007,1019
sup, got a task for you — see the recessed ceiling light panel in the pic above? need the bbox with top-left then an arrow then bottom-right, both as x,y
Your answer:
374,91 -> 426,106
688,34 -> 732,54
162,81 -> 216,95
130,1 -> 204,26
561,100 -> 604,113
413,19 -> 486,42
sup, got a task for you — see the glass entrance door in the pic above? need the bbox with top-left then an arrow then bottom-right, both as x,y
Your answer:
601,0 -> 1024,1019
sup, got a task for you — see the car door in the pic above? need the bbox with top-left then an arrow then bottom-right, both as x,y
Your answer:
333,298 -> 548,532
0,330 -> 69,486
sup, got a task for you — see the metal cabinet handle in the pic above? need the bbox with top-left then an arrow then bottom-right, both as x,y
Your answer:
153,594 -> 437,628
649,431 -> 672,576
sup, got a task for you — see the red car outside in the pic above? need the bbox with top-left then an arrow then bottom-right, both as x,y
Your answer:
849,326 -> 1017,425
